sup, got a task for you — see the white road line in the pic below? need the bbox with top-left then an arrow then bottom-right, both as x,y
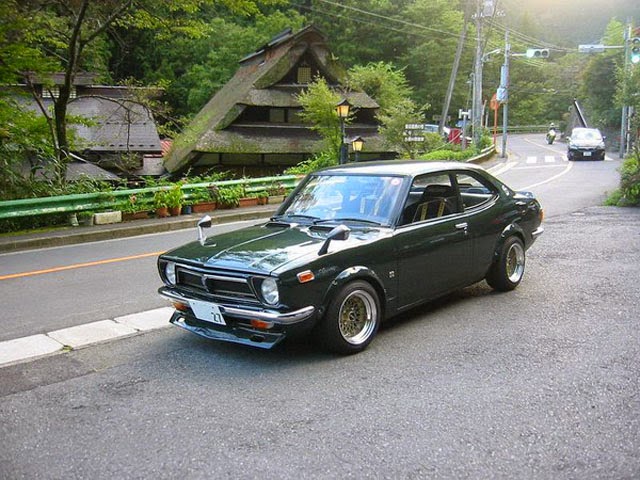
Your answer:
519,161 -> 574,190
0,307 -> 173,368
526,156 -> 537,164
488,161 -> 518,176
544,155 -> 556,163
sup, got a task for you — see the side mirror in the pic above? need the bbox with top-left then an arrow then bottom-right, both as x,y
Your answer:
197,215 -> 212,245
318,224 -> 351,255
602,135 -> 606,141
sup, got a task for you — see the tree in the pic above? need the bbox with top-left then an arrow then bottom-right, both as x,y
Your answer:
1,0 -> 282,186
348,62 -> 427,157
297,77 -> 345,159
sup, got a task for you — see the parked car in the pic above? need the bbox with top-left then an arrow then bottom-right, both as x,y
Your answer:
157,161 -> 544,354
567,127 -> 606,161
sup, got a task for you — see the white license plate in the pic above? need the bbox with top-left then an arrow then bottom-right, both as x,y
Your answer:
189,300 -> 226,325
584,151 -> 591,156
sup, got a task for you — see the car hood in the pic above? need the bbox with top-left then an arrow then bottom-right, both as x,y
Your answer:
162,222 -> 382,274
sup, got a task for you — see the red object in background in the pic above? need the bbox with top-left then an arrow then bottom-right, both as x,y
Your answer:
448,128 -> 462,144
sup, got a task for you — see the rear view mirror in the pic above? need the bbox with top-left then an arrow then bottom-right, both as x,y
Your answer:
197,215 -> 212,245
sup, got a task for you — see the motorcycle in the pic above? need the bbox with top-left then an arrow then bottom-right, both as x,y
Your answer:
546,128 -> 556,145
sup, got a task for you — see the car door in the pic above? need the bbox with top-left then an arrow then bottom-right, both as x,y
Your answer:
394,173 -> 472,309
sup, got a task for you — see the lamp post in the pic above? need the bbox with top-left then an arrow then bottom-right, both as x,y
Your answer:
336,99 -> 351,164
351,136 -> 364,162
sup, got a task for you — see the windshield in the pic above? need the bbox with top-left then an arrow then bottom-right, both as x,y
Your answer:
281,174 -> 404,226
572,129 -> 602,142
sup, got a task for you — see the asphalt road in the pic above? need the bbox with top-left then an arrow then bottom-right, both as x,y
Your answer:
1,135 -> 638,479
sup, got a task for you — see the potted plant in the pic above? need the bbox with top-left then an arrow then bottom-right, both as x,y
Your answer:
166,184 -> 184,216
216,185 -> 242,209
254,190 -> 269,205
121,194 -> 150,221
154,190 -> 170,217
77,210 -> 95,226
191,185 -> 218,213
267,183 -> 287,204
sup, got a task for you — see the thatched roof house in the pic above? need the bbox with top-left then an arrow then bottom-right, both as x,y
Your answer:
165,25 -> 394,174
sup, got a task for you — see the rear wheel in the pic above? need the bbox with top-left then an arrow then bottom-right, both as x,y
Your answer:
486,236 -> 526,292
316,281 -> 381,354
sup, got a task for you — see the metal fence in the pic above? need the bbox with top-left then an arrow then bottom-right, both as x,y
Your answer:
0,176 -> 301,220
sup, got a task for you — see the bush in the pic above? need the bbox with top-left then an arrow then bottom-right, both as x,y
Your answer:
618,154 -> 640,206
285,151 -> 338,175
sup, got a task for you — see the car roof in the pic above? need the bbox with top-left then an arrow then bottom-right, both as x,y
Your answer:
314,160 -> 485,178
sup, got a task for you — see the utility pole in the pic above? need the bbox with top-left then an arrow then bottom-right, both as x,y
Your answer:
439,17 -> 468,135
620,20 -> 631,159
472,0 -> 484,145
500,31 -> 510,158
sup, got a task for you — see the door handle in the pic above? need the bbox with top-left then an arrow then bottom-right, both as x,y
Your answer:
455,222 -> 468,231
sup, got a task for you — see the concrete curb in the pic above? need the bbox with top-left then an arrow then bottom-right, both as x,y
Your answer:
0,307 -> 174,368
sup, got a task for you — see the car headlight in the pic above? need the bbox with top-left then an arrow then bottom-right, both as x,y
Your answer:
261,277 -> 279,305
598,142 -> 605,149
164,261 -> 177,285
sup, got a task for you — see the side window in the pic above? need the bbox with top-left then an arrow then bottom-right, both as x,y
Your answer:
400,174 -> 459,225
455,172 -> 499,210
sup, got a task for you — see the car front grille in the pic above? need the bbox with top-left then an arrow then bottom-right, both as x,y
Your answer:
176,266 -> 259,304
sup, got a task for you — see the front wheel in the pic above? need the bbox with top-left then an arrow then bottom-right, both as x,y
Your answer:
315,281 -> 381,354
486,236 -> 526,292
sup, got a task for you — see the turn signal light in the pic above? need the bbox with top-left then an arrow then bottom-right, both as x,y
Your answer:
172,301 -> 189,312
297,270 -> 315,283
251,319 -> 274,330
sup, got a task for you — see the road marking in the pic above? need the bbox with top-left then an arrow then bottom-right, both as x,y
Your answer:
488,161 -> 517,176
544,155 -> 556,163
526,156 -> 537,164
0,251 -> 165,281
519,161 -> 574,190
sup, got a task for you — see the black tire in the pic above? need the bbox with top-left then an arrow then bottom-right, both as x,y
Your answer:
486,236 -> 526,292
315,280 -> 381,354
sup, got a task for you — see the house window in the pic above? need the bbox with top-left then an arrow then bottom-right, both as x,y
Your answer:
297,66 -> 311,84
269,108 -> 285,123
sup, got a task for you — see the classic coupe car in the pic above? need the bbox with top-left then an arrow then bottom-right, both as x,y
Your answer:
158,161 -> 543,354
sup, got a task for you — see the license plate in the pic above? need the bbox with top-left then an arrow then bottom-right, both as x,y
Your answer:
189,299 -> 226,325
584,151 -> 591,156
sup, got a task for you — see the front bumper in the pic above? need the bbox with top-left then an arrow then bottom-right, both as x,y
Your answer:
568,148 -> 605,160
159,286 -> 316,349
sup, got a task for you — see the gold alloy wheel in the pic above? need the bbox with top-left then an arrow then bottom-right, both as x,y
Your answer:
338,289 -> 378,345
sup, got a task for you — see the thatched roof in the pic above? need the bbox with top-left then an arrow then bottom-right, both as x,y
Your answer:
165,25 -> 383,173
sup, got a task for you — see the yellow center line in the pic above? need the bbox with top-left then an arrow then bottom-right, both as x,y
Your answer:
0,251 -> 165,281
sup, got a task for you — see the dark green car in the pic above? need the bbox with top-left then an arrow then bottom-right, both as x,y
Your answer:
158,161 -> 543,354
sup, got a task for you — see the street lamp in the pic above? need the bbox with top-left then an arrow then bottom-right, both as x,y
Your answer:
336,99 -> 351,164
351,136 -> 364,162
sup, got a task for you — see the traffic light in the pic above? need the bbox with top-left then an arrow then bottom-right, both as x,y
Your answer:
631,37 -> 640,64
526,48 -> 550,59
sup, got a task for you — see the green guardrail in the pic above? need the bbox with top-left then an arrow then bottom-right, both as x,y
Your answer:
0,175 -> 302,220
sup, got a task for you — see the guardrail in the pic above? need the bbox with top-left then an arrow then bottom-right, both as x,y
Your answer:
0,176 -> 301,220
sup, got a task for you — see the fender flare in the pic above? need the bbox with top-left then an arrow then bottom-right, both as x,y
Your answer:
318,266 -> 387,320
492,223 -> 525,262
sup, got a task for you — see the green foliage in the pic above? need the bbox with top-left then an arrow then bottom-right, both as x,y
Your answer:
285,152 -> 338,175
216,185 -> 243,207
296,78 -> 344,159
348,62 -> 428,157
616,154 -> 640,206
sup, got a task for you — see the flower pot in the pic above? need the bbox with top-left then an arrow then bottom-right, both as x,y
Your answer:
182,205 -> 193,215
192,202 -> 216,213
268,195 -> 285,204
238,197 -> 259,208
256,196 -> 268,205
155,207 -> 170,218
123,211 -> 150,221
169,206 -> 182,216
